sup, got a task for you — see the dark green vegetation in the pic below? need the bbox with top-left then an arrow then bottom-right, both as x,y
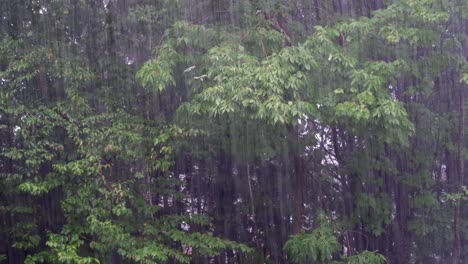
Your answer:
1,0 -> 467,263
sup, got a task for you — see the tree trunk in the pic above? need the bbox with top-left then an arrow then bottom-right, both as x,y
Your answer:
454,75 -> 465,264
288,126 -> 304,234
293,152 -> 304,234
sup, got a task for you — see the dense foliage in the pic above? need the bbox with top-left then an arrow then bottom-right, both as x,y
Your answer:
1,0 -> 467,263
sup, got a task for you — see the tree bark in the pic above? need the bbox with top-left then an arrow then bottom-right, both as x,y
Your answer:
288,126 -> 304,234
454,76 -> 465,264
292,152 -> 304,234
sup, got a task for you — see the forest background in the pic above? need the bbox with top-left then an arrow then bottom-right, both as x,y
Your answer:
1,0 -> 467,263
